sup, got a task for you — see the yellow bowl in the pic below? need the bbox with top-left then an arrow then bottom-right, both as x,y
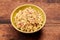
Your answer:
11,4 -> 46,33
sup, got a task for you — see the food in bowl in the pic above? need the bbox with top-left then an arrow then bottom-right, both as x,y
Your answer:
11,4 -> 46,33
14,7 -> 43,32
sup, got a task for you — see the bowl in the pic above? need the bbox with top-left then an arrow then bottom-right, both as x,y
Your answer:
11,4 -> 46,33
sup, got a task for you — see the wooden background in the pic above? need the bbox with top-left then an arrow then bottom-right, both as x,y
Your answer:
0,0 -> 60,40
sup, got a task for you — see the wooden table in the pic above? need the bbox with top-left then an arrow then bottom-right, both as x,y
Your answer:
0,0 -> 60,40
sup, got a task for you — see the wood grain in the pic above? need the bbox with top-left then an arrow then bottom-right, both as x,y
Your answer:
0,0 -> 60,24
0,0 -> 60,40
0,24 -> 60,40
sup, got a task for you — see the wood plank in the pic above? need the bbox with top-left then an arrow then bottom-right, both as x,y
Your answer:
42,3 -> 60,24
0,24 -> 60,40
0,0 -> 60,24
0,24 -> 20,40
39,24 -> 60,40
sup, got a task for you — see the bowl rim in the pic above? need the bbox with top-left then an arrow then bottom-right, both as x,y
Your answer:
11,4 -> 46,33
